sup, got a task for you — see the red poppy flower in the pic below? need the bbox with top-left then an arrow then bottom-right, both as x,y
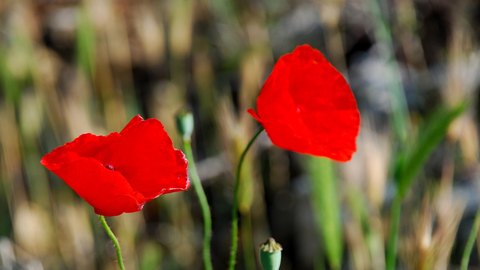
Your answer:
248,44 -> 360,161
41,115 -> 189,216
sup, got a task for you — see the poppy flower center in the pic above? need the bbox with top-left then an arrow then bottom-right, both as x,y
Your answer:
104,164 -> 115,171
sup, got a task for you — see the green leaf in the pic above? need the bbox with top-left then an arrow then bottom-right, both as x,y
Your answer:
395,102 -> 468,198
309,157 -> 342,269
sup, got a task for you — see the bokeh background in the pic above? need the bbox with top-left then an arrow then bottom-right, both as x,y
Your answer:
1,0 -> 480,269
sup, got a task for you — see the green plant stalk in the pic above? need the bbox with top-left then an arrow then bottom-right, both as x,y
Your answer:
386,196 -> 402,270
229,127 -> 264,270
460,206 -> 480,270
98,215 -> 126,270
183,140 -> 213,270
309,157 -> 342,270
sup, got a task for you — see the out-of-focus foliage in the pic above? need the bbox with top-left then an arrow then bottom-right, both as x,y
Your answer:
1,0 -> 480,269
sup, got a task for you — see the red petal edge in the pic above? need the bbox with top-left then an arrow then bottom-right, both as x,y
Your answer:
247,108 -> 262,122
120,114 -> 144,135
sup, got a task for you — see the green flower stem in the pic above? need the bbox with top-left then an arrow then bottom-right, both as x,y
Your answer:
386,195 -> 402,270
176,109 -> 212,269
228,127 -> 265,270
183,139 -> 213,270
98,215 -> 126,270
461,206 -> 480,270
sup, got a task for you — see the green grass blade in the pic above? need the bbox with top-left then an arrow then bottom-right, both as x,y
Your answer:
309,157 -> 342,270
396,102 -> 468,199
387,103 -> 467,269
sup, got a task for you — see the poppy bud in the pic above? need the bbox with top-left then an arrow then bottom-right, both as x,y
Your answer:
176,109 -> 194,141
260,238 -> 282,270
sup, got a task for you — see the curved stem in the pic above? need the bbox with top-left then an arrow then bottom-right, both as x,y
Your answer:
386,195 -> 402,270
461,206 -> 480,270
183,140 -> 213,270
98,215 -> 126,270
228,127 -> 265,270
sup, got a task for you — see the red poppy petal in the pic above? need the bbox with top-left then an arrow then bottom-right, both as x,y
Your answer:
252,44 -> 360,161
120,114 -> 144,135
161,149 -> 190,195
285,45 -> 360,160
247,109 -> 262,122
261,120 -> 312,152
247,108 -> 311,152
43,152 -> 147,216
98,118 -> 190,199
41,133 -> 120,169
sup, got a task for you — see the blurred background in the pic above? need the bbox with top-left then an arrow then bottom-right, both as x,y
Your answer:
1,0 -> 480,269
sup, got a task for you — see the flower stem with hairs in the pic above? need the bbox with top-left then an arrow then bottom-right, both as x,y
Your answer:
98,215 -> 126,270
